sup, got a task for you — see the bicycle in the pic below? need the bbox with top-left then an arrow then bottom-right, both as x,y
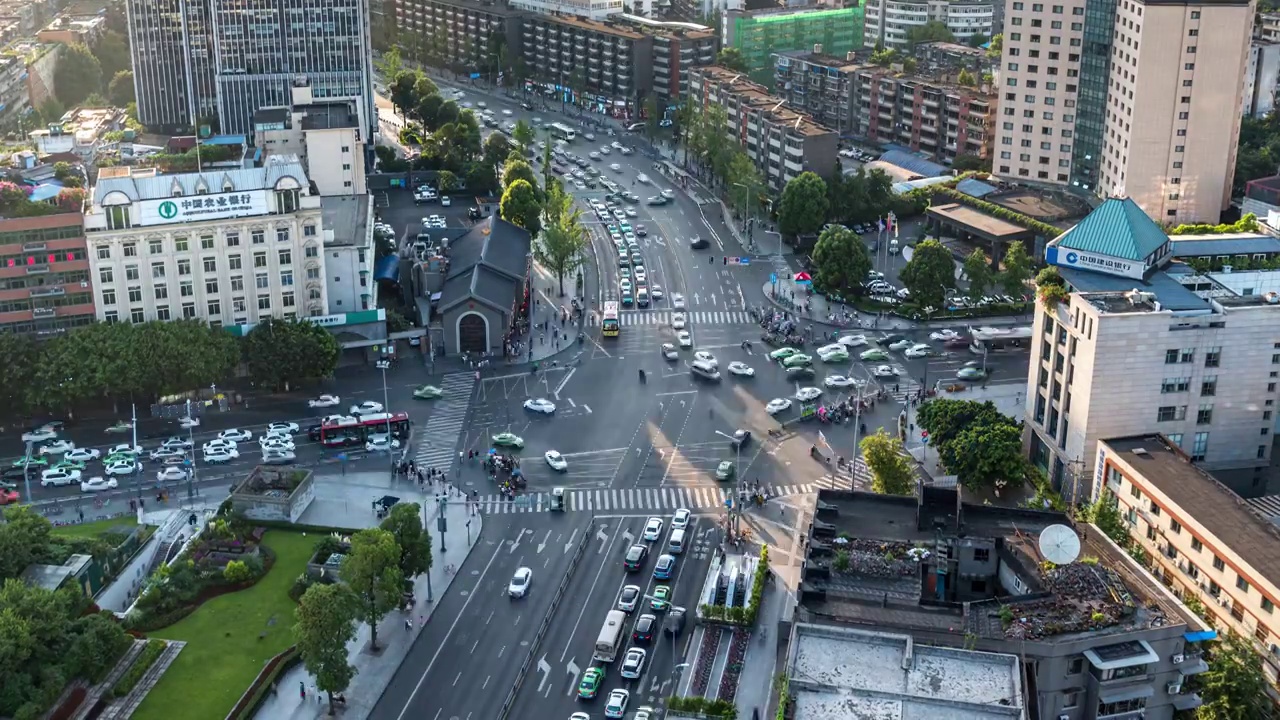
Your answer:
445,564 -> 457,575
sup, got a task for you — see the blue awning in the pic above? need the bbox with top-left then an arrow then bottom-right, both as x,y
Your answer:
374,255 -> 400,282
1184,630 -> 1218,643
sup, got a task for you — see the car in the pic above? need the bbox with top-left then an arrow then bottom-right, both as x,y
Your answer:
320,414 -> 357,426
107,443 -> 143,457
672,293 -> 686,309
38,439 -> 76,456
715,461 -> 735,481
689,237 -> 709,250
0,488 -> 18,504
265,422 -> 299,436
660,343 -> 679,361
156,467 -> 189,483
693,351 -> 717,368
677,330 -> 693,348
414,385 -> 443,400
589,151 -> 601,160
620,647 -> 647,679
650,285 -> 664,300
163,436 -> 194,450
365,434 -> 401,453
624,207 -> 638,218
618,584 -> 642,612
524,398 -> 557,414
149,447 -> 186,462
540,450 -> 567,473
635,225 -> 648,237
51,457 -> 87,472
40,467 -> 81,486
782,354 -> 813,368
309,394 -> 341,408
350,401 -> 385,416
730,429 -> 752,449
653,554 -> 675,580
440,196 -> 452,207
649,584 -> 672,612
492,432 -> 525,448
860,348 -> 889,361
727,361 -> 754,377
672,508 -> 691,530
816,343 -> 845,356
877,333 -> 906,346
78,476 -> 118,493
818,348 -> 850,363
642,517 -> 664,541
661,188 -> 676,198
766,398 -> 793,415
904,343 -> 934,359
604,689 -> 630,719
509,567 -> 533,598
177,416 -> 201,429
958,365 -> 989,381
632,613 -> 656,644
888,338 -> 914,352
262,449 -> 297,465
63,447 -> 101,463
633,267 -> 647,283
260,436 -> 297,452
838,334 -> 868,347
872,365 -> 900,378
796,387 -> 823,402
203,439 -> 236,454
578,667 -> 605,700
769,346 -> 800,360
670,312 -> 686,330
623,544 -> 649,571
825,375 -> 860,388
218,428 -> 253,442
12,456 -> 47,470
663,607 -> 688,637
203,448 -> 240,464
22,425 -> 60,443
610,163 -> 622,172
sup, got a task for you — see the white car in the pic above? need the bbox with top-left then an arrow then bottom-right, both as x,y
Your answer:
816,343 -> 845,357
260,436 -> 297,452
41,467 -> 81,486
63,448 -> 100,463
618,585 -> 642,613
765,398 -> 793,415
930,329 -> 960,341
203,439 -> 236,454
177,415 -> 201,429
795,387 -> 823,402
888,338 -> 914,352
39,439 -> 75,456
509,567 -> 533,598
904,343 -> 933,359
321,414 -> 357,425
156,467 -> 189,483
524,398 -> 557,414
671,313 -> 687,329
262,449 -> 297,465
162,436 -> 193,450
620,647 -> 648,679
873,365 -> 901,378
610,163 -> 622,172
672,293 -> 686,310
203,448 -> 240,464
218,428 -> 253,442
650,285 -> 664,300
838,334 -> 868,347
693,351 -> 717,368
636,174 -> 650,184
727,361 -> 755,377
604,689 -> 630,719
104,460 -> 141,477
672,508 -> 691,530
677,330 -> 693,348
22,426 -> 59,443
366,434 -> 402,453
107,444 -> 143,457
149,447 -> 186,462
350,401 -> 385,416
661,343 -> 679,361
265,422 -> 299,436
642,517 -> 664,541
310,394 -> 342,408
545,450 -> 568,471
80,476 -> 118,493
633,266 -> 646,282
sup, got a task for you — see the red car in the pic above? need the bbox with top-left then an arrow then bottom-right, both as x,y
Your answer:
0,488 -> 20,505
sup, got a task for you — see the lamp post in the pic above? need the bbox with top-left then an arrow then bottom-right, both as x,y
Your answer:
184,399 -> 198,502
713,429 -> 742,537
130,404 -> 142,503
376,354 -> 394,475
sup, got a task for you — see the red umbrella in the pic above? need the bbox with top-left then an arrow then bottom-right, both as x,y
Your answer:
794,271 -> 812,282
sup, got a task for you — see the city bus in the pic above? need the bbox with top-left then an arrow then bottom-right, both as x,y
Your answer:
969,326 -> 1033,355
593,610 -> 627,663
601,301 -> 620,337
315,412 -> 412,448
549,122 -> 577,142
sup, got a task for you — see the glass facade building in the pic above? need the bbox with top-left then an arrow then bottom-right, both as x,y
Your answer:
725,7 -> 864,87
1069,0 -> 1115,193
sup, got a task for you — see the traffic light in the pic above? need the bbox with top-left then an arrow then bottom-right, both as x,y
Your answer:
723,256 -> 728,265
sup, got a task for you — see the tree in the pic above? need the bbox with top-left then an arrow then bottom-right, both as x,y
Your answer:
107,70 -> 134,106
715,47 -> 748,73
413,93 -> 444,130
541,142 -> 554,191
898,239 -> 954,311
811,226 -> 871,297
956,69 -> 976,87
512,119 -> 535,151
501,158 -> 537,193
340,528 -> 404,652
870,48 -> 899,67
437,169 -> 459,194
725,151 -> 765,219
999,240 -> 1034,297
294,583 -> 358,715
542,178 -> 573,227
986,33 -> 1003,59
915,399 -> 1005,451
860,430 -> 914,495
374,47 -> 405,82
464,160 -> 497,193
482,132 -> 514,169
644,94 -> 660,142
962,249 -> 993,297
536,202 -> 589,296
0,505 -> 54,581
242,317 -> 341,391
950,153 -> 989,172
777,172 -> 828,238
1197,632 -> 1271,720
92,31 -> 130,78
830,167 -> 894,225
941,421 -> 1026,492
966,33 -> 990,49
390,71 -> 421,117
906,21 -> 955,47
500,179 -> 542,237
375,145 -> 409,172
54,44 -> 103,107
380,502 -> 433,580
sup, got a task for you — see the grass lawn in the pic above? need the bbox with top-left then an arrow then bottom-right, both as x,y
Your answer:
52,515 -> 142,540
131,531 -> 315,720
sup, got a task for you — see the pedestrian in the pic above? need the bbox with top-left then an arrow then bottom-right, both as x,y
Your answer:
405,618 -> 413,630
299,681 -> 306,699
77,509 -> 84,522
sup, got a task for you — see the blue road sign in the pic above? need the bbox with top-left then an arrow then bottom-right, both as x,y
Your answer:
770,272 -> 777,283
725,497 -> 733,507
739,257 -> 751,266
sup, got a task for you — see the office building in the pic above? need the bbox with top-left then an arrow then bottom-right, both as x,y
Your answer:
1027,197 -> 1280,500
254,82 -> 369,197
849,65 -> 994,164
1244,40 -> 1280,119
723,7 -> 864,85
0,213 -> 96,337
995,0 -> 1252,224
688,65 -> 839,191
862,0 -> 994,50
319,195 -> 375,313
126,0 -> 374,138
1101,435 -> 1280,693
520,14 -> 652,114
83,155 -> 328,327
798,488 -> 1211,719
390,0 -> 522,74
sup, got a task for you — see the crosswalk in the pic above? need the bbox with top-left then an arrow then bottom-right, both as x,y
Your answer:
473,479 -> 851,514
414,372 -> 476,473
619,310 -> 753,326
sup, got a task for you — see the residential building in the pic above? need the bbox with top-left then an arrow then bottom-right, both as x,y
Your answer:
914,40 -> 990,68
1244,40 -> 1280,119
1101,434 -> 1280,694
1261,11 -> 1280,42
0,0 -> 59,35
617,14 -> 717,107
509,0 -> 621,19
253,82 -> 368,196
723,7 -> 864,86
389,0 -> 522,75
0,213 -> 96,337
0,39 -> 60,133
687,65 -> 839,191
319,194 -> 374,314
798,488 -> 1212,719
849,65 -> 994,164
772,50 -> 858,135
126,0 -> 374,138
995,0 -> 1252,225
862,0 -> 994,50
1028,197 -> 1280,501
35,13 -> 105,45
83,155 -> 328,327
520,14 -> 652,113
28,106 -> 127,162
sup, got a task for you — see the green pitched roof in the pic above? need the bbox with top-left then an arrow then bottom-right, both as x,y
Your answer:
1057,197 -> 1168,261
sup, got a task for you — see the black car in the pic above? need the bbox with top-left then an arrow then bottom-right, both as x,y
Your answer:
635,225 -> 648,237
689,236 -> 709,250
663,607 -> 687,636
785,366 -> 816,380
623,544 -> 649,571
307,424 -> 323,442
877,333 -> 906,346
2,466 -> 28,481
632,614 -> 656,644
731,429 -> 752,449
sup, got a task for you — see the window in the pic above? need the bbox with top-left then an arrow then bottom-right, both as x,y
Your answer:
1213,555 -> 1225,572
177,259 -> 191,276
1265,598 -> 1275,614
97,245 -> 110,260
181,302 -> 196,319
208,299 -> 221,316
1192,432 -> 1209,461
123,243 -> 137,257
1167,433 -> 1183,447
156,306 -> 170,321
155,285 -> 168,300
205,279 -> 219,295
1237,575 -> 1251,593
282,291 -> 295,307
180,281 -> 193,297
231,277 -> 244,292
101,289 -> 116,305
1201,376 -> 1217,396
130,309 -> 144,323
258,295 -> 271,311
1191,537 -> 1203,552
304,225 -> 316,237
151,262 -> 166,279
252,230 -> 265,245
175,237 -> 189,252
1205,347 -> 1220,367
127,286 -> 142,303
201,236 -> 215,250
1157,406 -> 1185,422
226,233 -> 240,247
278,249 -> 292,265
253,252 -> 267,268
276,228 -> 290,243
1161,377 -> 1190,393
233,298 -> 247,313
229,255 -> 242,270
281,271 -> 293,287
125,265 -> 139,281
149,239 -> 163,254
1170,519 -> 1182,534
203,258 -> 218,274
1165,349 -> 1179,364
255,273 -> 269,290
99,266 -> 114,284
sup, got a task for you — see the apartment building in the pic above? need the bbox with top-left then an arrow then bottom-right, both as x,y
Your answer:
0,40 -> 60,133
521,14 -> 652,114
253,82 -> 368,196
772,50 -> 858,135
390,0 -> 522,73
35,13 -> 105,45
1262,11 -> 1280,42
723,7 -> 864,85
509,0 -> 620,19
850,65 -> 994,165
687,65 -> 839,191
0,213 -> 96,337
618,14 -> 717,106
863,0 -> 994,50
82,155 -> 328,327
28,107 -> 127,163
1244,40 -> 1280,119
995,0 -> 1252,224
319,194 -> 375,313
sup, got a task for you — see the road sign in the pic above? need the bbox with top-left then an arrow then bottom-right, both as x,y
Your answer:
725,497 -> 733,507
739,257 -> 751,266
770,272 -> 777,283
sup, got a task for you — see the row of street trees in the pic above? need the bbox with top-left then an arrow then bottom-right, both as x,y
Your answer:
914,399 -> 1028,493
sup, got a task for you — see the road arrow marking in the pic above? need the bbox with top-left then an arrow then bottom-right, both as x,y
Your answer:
693,293 -> 701,305
564,528 -> 579,554
568,398 -> 576,407
621,529 -> 634,546
537,529 -> 551,553
536,654 -> 552,693
710,292 -> 717,306
651,676 -> 660,692
596,524 -> 609,553
566,659 -> 582,697
510,528 -> 530,554
584,404 -> 592,414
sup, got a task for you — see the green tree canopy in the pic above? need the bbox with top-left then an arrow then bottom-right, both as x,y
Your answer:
899,239 -> 954,311
725,150 -> 766,218
380,502 -> 433,580
242,317 -> 341,391
1197,631 -> 1272,720
811,226 -> 872,297
915,399 -> 1005,450
830,167 -> 894,225
777,172 -> 829,238
860,429 -> 914,495
939,421 -> 1026,492
962,248 -> 993,297
107,70 -> 134,107
436,169 -> 459,194
375,145 -> 409,173
91,31 -> 131,80
483,132 -> 514,169
414,93 -> 444,130
536,198 -> 588,297
374,47 -> 405,81
465,160 -> 497,193
390,71 -> 422,117
54,44 -> 102,107
999,240 -> 1034,297
907,20 -> 955,47
294,583 -> 358,714
715,47 -> 748,72
502,158 -> 538,193
340,528 -> 404,651
985,33 -> 1003,59
951,153 -> 989,172
512,119 -> 535,151
500,179 -> 542,237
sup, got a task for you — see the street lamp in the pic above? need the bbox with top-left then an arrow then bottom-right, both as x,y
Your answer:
713,429 -> 743,537
732,182 -> 751,246
376,354 -> 394,475
183,398 -> 198,502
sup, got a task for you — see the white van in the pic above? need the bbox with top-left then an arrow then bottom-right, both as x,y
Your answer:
668,528 -> 686,554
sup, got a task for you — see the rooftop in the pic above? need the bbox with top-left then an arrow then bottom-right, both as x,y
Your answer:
233,467 -> 312,497
775,49 -> 861,73
439,215 -> 532,314
1061,268 -> 1210,313
1055,196 -> 1169,261
788,624 -> 1024,720
528,13 -> 646,40
92,154 -> 309,205
615,12 -> 715,38
880,148 -> 948,178
1105,435 -> 1280,594
692,66 -> 836,138
320,195 -> 370,248
927,203 -> 1032,240
29,106 -> 125,142
299,102 -> 360,131
732,5 -> 861,21
1168,233 -> 1280,259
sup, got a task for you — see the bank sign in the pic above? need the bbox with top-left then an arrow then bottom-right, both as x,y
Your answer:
135,190 -> 270,227
1046,245 -> 1145,280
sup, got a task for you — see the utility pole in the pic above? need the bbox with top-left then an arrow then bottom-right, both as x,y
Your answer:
185,399 -> 197,502
377,352 -> 394,475
131,404 -> 141,502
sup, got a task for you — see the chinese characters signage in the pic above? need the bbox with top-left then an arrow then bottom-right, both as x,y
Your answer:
135,190 -> 270,227
1048,246 -> 1146,280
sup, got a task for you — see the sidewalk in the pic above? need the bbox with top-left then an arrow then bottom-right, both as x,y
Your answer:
254,498 -> 484,720
734,570 -> 791,720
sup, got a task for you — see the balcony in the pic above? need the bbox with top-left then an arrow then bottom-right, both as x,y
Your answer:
31,306 -> 55,318
28,285 -> 67,298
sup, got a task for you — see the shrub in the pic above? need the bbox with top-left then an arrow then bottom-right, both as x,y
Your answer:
229,647 -> 301,720
666,696 -> 738,718
111,639 -> 167,698
223,560 -> 253,584
289,574 -> 317,603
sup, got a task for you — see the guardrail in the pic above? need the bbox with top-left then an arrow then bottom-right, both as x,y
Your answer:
497,515 -> 593,719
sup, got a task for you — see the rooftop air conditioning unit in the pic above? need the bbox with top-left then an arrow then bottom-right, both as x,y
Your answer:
1172,653 -> 1184,664
1167,681 -> 1183,695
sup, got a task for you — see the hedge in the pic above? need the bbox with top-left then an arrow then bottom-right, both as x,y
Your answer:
701,547 -> 769,626
924,187 -> 1062,239
241,518 -> 363,536
127,545 -> 277,632
1168,213 -> 1259,236
228,646 -> 301,720
49,687 -> 87,720
112,639 -> 168,698
666,696 -> 738,719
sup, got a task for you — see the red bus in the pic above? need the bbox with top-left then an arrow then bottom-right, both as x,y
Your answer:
317,412 -> 412,448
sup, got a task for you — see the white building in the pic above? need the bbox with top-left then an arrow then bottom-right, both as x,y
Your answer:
1244,40 -> 1280,119
1028,197 -> 1280,502
509,0 -> 623,20
863,0 -> 994,50
83,155 -> 328,327
320,194 -> 375,314
253,82 -> 369,197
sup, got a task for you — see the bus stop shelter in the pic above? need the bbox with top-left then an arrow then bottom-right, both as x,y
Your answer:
926,203 -> 1035,268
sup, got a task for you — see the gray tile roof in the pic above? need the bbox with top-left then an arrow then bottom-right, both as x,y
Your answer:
879,148 -> 949,178
439,216 -> 531,314
1056,197 -> 1168,261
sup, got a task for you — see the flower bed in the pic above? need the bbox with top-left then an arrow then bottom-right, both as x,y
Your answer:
699,546 -> 769,627
112,639 -> 168,698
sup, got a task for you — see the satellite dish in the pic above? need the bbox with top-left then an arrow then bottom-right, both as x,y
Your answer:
1039,524 -> 1081,565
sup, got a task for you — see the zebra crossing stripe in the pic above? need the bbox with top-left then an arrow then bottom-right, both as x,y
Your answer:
476,484 -> 837,514
413,372 -> 476,474
619,311 -> 754,326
